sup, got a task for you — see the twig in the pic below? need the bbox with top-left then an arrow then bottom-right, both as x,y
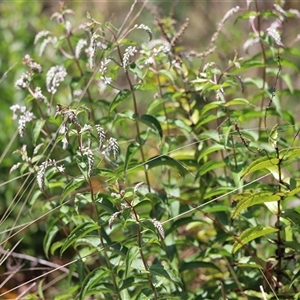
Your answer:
0,246 -> 78,278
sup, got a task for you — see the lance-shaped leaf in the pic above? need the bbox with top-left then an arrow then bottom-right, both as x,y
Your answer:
242,147 -> 300,179
139,114 -> 163,139
60,177 -> 85,203
232,191 -> 282,219
33,119 -> 46,146
145,155 -> 187,176
278,147 -> 300,160
232,225 -> 278,254
282,209 -> 300,225
109,89 -> 131,113
60,221 -> 100,256
241,156 -> 279,179
149,264 -> 182,284
268,124 -> 278,149
124,143 -> 139,174
79,268 -> 112,300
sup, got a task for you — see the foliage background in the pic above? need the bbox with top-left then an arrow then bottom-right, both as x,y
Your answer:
1,0 -> 300,299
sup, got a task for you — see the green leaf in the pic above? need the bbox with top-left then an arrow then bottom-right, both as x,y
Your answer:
139,114 -> 163,139
50,241 -> 64,256
145,155 -> 187,176
234,11 -> 258,24
244,77 -> 266,89
279,147 -> 300,160
231,191 -> 282,219
54,286 -> 80,300
149,264 -> 181,284
124,143 -> 139,174
79,268 -> 112,300
38,278 -> 45,299
32,119 -> 46,146
158,69 -> 175,84
60,222 -> 99,256
232,226 -> 278,254
174,119 -> 192,134
129,62 -> 143,79
284,241 -> 300,253
75,236 -> 101,250
198,130 -> 220,142
146,98 -> 165,114
241,156 -> 278,178
242,147 -> 300,179
198,144 -> 225,161
109,89 -> 131,113
203,186 -> 234,200
200,101 -> 223,116
281,73 -> 294,93
282,209 -> 300,225
133,83 -> 157,91
194,114 -> 221,131
134,200 -> 152,218
224,98 -> 250,107
43,218 -> 60,258
124,246 -> 140,278
268,124 -> 278,149
60,177 -> 85,203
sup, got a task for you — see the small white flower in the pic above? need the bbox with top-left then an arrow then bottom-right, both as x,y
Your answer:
267,19 -> 284,46
10,105 -> 35,137
75,39 -> 88,59
222,6 -> 240,24
34,30 -> 50,45
46,65 -> 67,94
122,46 -> 137,69
10,163 -> 21,174
135,24 -> 152,41
57,165 -> 65,173
243,37 -> 260,52
145,57 -> 155,65
134,182 -> 144,193
15,72 -> 31,90
62,137 -> 68,150
80,124 -> 93,134
101,76 -> 112,85
33,87 -> 46,102
39,36 -> 57,57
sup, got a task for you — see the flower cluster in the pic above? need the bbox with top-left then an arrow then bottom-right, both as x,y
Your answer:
151,219 -> 165,239
37,159 -> 65,191
79,140 -> 94,177
85,33 -> 107,69
22,54 -> 43,73
99,58 -> 112,85
34,31 -> 58,57
15,55 -> 43,91
15,72 -> 32,90
122,46 -> 137,70
108,203 -> 129,229
75,39 -> 88,59
140,40 -> 171,66
55,104 -> 81,128
33,87 -> 47,102
102,137 -> 120,160
243,37 -> 260,53
46,65 -> 67,94
95,125 -> 106,149
134,24 -> 153,41
267,19 -> 284,46
10,105 -> 35,137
